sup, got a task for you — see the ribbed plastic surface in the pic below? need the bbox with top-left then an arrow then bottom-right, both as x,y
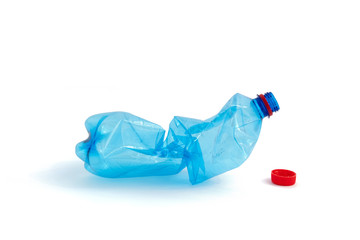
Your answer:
253,92 -> 280,118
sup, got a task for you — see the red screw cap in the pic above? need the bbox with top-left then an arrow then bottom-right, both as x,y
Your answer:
271,169 -> 296,186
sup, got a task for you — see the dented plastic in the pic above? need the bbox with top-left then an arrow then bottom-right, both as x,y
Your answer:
76,92 -> 279,184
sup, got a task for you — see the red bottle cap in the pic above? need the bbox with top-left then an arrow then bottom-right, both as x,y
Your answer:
271,169 -> 296,186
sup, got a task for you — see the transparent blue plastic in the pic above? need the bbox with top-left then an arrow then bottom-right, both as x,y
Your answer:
76,92 -> 279,184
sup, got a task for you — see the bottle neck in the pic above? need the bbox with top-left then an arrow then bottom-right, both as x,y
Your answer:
253,92 -> 280,119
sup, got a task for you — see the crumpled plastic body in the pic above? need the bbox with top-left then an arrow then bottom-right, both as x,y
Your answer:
76,93 -> 263,184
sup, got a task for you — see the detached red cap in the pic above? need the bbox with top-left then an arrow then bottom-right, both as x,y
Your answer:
271,169 -> 296,186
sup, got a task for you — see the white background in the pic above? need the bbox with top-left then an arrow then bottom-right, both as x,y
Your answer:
1,1 -> 359,239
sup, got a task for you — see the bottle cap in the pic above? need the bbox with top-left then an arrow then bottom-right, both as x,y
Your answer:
271,169 -> 296,186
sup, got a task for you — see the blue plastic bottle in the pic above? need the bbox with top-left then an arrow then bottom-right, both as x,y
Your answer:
76,92 -> 279,184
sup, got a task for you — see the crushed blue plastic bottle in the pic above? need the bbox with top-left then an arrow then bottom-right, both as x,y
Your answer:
76,92 -> 280,184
